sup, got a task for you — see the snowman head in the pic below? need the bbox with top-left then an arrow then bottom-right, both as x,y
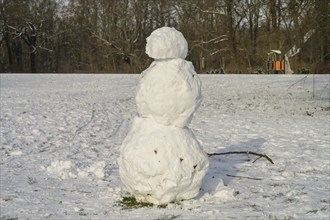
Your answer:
146,27 -> 188,60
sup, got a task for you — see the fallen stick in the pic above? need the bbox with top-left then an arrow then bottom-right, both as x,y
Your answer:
287,74 -> 309,90
207,151 -> 274,164
226,174 -> 262,180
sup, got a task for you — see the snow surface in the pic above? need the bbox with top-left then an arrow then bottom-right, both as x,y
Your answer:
146,27 -> 188,60
1,74 -> 330,219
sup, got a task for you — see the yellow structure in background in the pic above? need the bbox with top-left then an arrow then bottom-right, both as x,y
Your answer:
274,60 -> 285,71
268,50 -> 285,74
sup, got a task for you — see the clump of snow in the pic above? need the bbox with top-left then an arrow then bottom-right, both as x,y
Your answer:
136,58 -> 202,127
46,160 -> 106,180
46,160 -> 76,180
200,179 -> 236,202
90,161 -> 105,178
9,150 -> 23,156
118,117 -> 209,204
146,27 -> 188,59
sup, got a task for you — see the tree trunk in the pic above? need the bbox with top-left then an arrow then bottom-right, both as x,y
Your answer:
4,31 -> 13,72
225,0 -> 236,59
30,48 -> 37,73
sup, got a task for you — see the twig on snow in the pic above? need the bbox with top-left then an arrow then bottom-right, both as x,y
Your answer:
287,74 -> 309,90
72,108 -> 96,141
226,174 -> 262,180
207,151 -> 274,164
252,156 -> 263,163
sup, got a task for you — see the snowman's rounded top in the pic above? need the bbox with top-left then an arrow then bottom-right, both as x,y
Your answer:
146,27 -> 188,60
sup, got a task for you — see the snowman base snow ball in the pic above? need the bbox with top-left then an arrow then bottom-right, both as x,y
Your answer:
118,27 -> 209,205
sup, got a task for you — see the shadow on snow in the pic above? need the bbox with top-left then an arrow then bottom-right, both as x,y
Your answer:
200,138 -> 267,196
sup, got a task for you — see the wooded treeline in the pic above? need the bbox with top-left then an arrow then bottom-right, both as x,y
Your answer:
1,0 -> 329,73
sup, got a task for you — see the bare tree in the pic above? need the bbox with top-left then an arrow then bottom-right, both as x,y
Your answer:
0,0 -> 328,73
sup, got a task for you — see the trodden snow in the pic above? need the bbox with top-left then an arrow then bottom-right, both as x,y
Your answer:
1,74 -> 329,219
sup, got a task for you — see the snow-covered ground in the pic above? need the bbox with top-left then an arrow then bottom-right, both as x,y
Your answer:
1,74 -> 329,219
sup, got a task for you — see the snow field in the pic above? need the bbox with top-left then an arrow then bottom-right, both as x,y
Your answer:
0,74 -> 329,219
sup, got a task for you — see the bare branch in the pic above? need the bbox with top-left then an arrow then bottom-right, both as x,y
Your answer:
197,35 -> 228,45
36,45 -> 53,53
189,35 -> 228,55
89,30 -> 135,59
207,151 -> 274,164
7,24 -> 18,32
196,6 -> 226,16
90,31 -> 122,52
210,48 -> 229,56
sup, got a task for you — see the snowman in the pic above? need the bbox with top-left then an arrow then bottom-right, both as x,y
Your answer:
118,27 -> 209,205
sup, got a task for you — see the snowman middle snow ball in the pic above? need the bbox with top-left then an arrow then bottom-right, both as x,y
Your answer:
118,27 -> 209,205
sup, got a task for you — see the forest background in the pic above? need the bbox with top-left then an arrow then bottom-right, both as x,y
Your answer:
0,0 -> 329,73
